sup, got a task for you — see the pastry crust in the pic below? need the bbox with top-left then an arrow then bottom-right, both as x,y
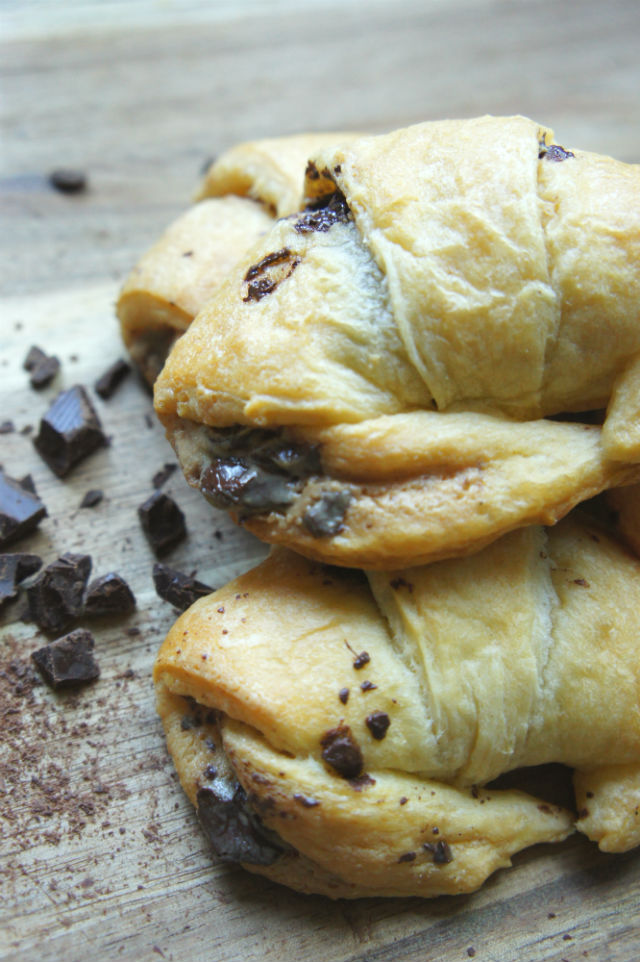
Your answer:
118,132 -> 359,382
154,514 -> 640,898
154,116 -> 640,567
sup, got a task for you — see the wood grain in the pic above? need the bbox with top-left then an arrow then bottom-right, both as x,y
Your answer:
1,2 -> 639,960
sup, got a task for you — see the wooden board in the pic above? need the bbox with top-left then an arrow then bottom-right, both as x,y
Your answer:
1,2 -> 639,960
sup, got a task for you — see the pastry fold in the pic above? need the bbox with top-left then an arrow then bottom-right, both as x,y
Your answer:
154,514 -> 640,898
154,116 -> 640,567
117,132 -> 358,382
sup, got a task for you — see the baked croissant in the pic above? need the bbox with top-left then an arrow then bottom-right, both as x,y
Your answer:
117,132 -> 358,382
154,115 -> 640,568
154,513 -> 640,899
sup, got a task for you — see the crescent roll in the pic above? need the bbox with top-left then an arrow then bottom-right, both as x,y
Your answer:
154,514 -> 640,899
117,132 -> 358,382
154,116 -> 640,568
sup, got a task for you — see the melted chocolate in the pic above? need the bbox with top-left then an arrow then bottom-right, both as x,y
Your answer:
294,191 -> 351,234
320,724 -> 363,779
302,489 -> 351,537
196,782 -> 288,866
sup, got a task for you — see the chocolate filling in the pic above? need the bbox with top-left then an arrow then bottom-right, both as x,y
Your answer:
294,190 -> 351,234
196,781 -> 289,866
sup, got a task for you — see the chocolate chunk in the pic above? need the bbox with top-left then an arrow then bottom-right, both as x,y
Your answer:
18,474 -> 37,494
539,143 -> 575,162
48,168 -> 87,194
0,468 -> 48,548
30,354 -> 60,390
33,385 -> 107,477
80,489 -> 103,508
152,563 -> 213,611
365,710 -> 391,740
152,463 -> 178,489
31,628 -> 99,689
26,552 -> 92,634
94,358 -> 131,399
424,840 -> 453,865
0,420 -> 15,434
138,490 -> 187,556
196,781 -> 288,866
294,191 -> 351,234
84,573 -> 136,617
0,552 -> 43,605
320,725 -> 363,779
302,489 -> 352,537
200,460 -> 296,514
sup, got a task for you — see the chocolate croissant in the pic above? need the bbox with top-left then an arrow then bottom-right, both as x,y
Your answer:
154,513 -> 640,899
117,132 -> 358,382
154,116 -> 640,568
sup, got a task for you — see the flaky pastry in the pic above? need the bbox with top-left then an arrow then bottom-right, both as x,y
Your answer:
117,132 -> 358,382
154,514 -> 640,899
154,116 -> 640,568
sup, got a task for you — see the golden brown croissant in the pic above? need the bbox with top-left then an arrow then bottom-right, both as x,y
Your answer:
117,132 -> 359,382
154,513 -> 640,899
154,116 -> 640,568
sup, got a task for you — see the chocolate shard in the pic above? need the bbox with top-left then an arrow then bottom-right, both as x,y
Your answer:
48,168 -> 87,194
80,488 -> 103,508
31,628 -> 99,689
320,724 -> 363,779
33,385 -> 107,477
152,563 -> 213,611
94,358 -> 131,400
23,345 -> 48,371
152,463 -> 178,489
138,490 -> 187,556
196,781 -> 288,866
26,552 -> 92,634
83,572 -> 136,617
0,552 -> 43,605
0,468 -> 48,548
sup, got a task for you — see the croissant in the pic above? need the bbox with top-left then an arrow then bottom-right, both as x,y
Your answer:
154,513 -> 640,899
117,132 -> 358,382
154,115 -> 640,568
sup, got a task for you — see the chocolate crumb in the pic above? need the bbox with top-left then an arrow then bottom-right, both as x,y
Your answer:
26,552 -> 92,634
152,563 -> 213,611
399,797 -> 408,805
0,467 -> 48,548
25,348 -> 60,390
360,680 -> 377,692
49,168 -> 87,193
293,794 -> 320,808
152,463 -> 178,489
138,491 -> 186,556
33,385 -> 107,477
80,489 -> 103,509
398,851 -> 416,863
353,651 -> 370,669
320,725 -> 363,779
338,687 -> 349,705
94,358 -> 131,399
390,576 -> 413,592
365,710 -> 390,740
0,420 -> 15,434
31,628 -> 99,688
423,840 -> 453,864
83,572 -> 136,617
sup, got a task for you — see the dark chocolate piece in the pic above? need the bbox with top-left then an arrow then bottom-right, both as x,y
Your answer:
152,463 -> 178,489
0,468 -> 48,548
360,680 -> 377,692
138,490 -> 187,556
196,781 -> 288,866
365,710 -> 391,740
84,572 -> 136,617
353,651 -> 370,669
29,354 -> 60,390
24,345 -> 48,371
33,385 -> 107,477
31,628 -> 99,689
152,562 -> 213,611
423,840 -> 453,865
200,460 -> 296,514
26,552 -> 92,634
338,687 -> 349,705
320,725 -> 363,779
0,552 -> 43,605
80,489 -> 103,508
539,143 -> 575,162
48,168 -> 87,194
302,489 -> 352,537
18,474 -> 37,494
0,420 -> 15,434
294,191 -> 351,234
94,358 -> 131,399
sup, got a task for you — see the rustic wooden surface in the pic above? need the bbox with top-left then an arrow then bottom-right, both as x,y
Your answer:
1,2 -> 639,960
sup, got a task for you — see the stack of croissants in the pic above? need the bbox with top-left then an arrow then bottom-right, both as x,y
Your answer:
117,115 -> 640,899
